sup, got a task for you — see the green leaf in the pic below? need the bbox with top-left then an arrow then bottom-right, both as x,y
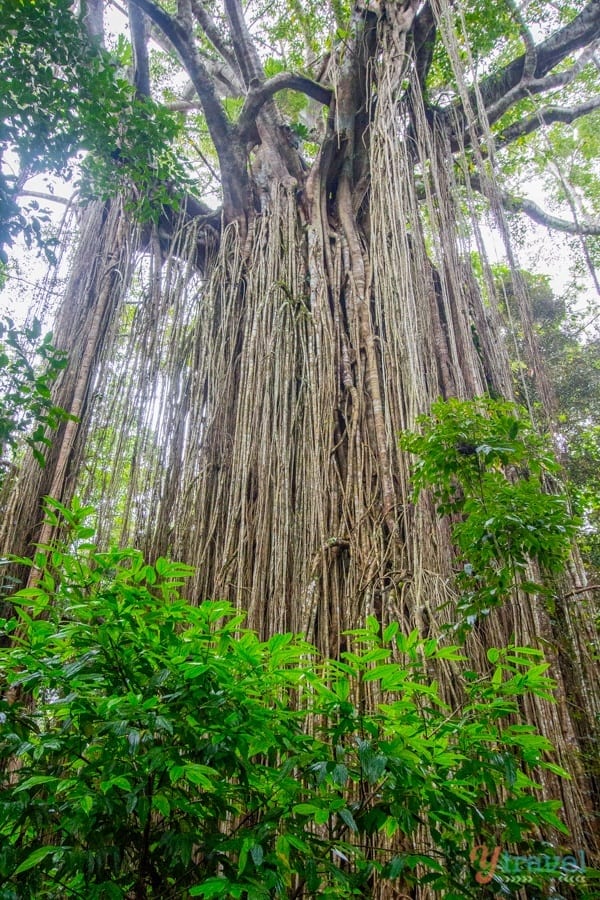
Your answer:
190,877 -> 231,897
14,846 -> 59,874
293,803 -> 321,815
382,621 -> 399,642
339,807 -> 358,832
100,775 -> 132,792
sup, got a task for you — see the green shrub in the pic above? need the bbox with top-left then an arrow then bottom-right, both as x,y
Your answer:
0,498 -> 580,898
400,397 -> 577,629
0,316 -> 70,483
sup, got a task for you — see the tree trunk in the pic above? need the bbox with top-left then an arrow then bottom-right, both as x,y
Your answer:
0,199 -> 135,600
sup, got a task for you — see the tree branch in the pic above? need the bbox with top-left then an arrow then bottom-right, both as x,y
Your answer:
20,190 -> 70,206
190,0 -> 239,74
505,0 -> 537,79
165,100 -> 203,112
223,0 -> 264,86
128,0 -> 230,151
484,40 -> 599,127
487,0 -> 600,106
81,0 -> 104,42
128,0 -> 248,219
496,96 -> 600,146
470,175 -> 600,235
237,73 -> 332,140
446,1 -> 600,140
128,0 -> 150,97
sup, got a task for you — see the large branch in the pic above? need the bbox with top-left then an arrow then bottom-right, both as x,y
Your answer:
81,0 -> 104,42
470,175 -> 600,235
446,1 -> 600,140
190,0 -> 239,75
128,0 -> 150,97
128,0 -> 229,147
483,41 -> 599,127
480,0 -> 600,112
237,73 -> 333,141
496,96 -> 600,146
128,0 -> 248,218
223,0 -> 264,86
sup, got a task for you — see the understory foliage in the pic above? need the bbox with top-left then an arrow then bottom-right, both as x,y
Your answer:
0,0 -> 186,264
400,398 -> 577,630
0,499 -> 587,900
0,317 -> 69,486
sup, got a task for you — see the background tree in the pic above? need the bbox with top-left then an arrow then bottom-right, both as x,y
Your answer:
495,264 -> 600,574
1,0 -> 600,891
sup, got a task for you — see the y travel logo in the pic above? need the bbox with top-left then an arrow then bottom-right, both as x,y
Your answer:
470,844 -> 587,886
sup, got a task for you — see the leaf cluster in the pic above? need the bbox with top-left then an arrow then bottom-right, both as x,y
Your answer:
0,316 -> 71,486
0,499 -> 580,898
0,0 -> 189,247
400,397 -> 577,629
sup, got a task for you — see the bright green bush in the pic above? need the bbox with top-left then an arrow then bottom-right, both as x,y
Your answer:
0,498 -> 581,899
0,316 -> 70,484
400,397 -> 577,629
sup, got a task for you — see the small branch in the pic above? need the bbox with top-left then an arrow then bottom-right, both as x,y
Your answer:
165,100 -> 203,112
190,0 -> 239,74
470,174 -> 600,235
496,96 -> 600,145
186,137 -> 221,183
237,72 -> 332,140
564,584 -> 600,597
20,190 -> 70,206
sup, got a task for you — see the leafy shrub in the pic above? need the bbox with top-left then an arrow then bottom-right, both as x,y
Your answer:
0,498 -> 578,899
400,397 -> 577,629
0,316 -> 70,484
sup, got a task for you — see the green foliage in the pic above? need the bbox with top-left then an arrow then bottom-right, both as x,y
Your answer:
0,0 -> 188,249
400,397 -> 577,629
0,499 -> 580,898
0,316 -> 70,485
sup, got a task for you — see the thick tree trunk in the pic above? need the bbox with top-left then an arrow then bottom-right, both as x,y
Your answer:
0,200 -> 134,600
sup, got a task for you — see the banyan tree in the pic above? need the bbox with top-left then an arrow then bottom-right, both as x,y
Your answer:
2,0 -> 600,890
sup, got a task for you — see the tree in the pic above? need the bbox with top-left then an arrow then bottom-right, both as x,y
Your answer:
1,0 -> 599,892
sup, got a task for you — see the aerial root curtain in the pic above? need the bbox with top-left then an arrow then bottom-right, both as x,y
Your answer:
1,0 -> 598,883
